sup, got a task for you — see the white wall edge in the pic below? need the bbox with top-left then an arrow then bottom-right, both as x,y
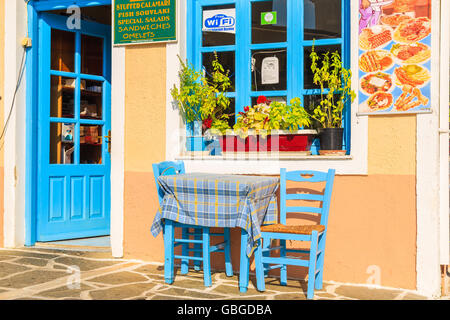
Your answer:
438,0 -> 449,266
415,0 -> 442,298
110,46 -> 125,258
166,0 -> 368,176
3,0 -> 27,248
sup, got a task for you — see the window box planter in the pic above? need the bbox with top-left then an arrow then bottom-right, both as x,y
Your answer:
217,130 -> 317,154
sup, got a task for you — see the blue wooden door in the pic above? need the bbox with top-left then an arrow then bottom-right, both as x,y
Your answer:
36,13 -> 111,241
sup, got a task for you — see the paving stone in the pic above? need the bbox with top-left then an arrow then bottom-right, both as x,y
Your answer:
88,271 -> 148,285
89,282 -> 157,300
401,292 -> 429,300
150,294 -> 193,300
165,278 -> 209,290
334,285 -> 403,300
262,278 -> 307,293
133,264 -> 164,275
0,250 -> 59,260
272,292 -> 307,300
212,283 -> 272,296
0,262 -> 31,278
14,257 -> 50,267
0,256 -> 17,261
53,256 -> 121,271
0,270 -> 67,289
157,287 -> 227,299
314,292 -> 338,299
36,283 -> 94,299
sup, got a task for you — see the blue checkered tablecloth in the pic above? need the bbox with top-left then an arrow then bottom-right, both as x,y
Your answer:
151,173 -> 279,257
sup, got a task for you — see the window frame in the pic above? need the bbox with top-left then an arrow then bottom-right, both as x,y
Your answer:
186,0 -> 351,154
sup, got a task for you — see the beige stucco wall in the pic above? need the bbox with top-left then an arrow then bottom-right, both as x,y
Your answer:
123,44 -> 167,260
0,0 -> 5,248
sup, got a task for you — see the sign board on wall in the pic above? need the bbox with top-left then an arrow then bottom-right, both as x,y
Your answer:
358,0 -> 432,115
114,0 -> 177,45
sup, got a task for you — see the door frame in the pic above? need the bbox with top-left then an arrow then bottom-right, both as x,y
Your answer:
22,0 -> 124,255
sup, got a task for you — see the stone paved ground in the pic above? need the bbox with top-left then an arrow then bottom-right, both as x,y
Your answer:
0,247 -> 446,300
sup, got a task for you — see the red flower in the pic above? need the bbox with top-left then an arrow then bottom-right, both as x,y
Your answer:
244,106 -> 250,112
203,118 -> 213,129
257,95 -> 271,105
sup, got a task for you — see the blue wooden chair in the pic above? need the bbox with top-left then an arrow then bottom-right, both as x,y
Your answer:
152,160 -> 233,287
253,168 -> 335,299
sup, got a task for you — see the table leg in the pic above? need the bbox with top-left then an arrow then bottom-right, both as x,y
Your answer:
239,229 -> 249,293
164,220 -> 174,284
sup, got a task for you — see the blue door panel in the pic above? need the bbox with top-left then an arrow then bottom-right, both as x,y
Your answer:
36,12 -> 111,241
70,176 -> 85,220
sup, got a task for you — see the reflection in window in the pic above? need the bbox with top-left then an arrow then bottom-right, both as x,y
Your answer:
252,0 -> 287,44
304,0 -> 341,40
81,34 -> 104,76
51,76 -> 75,118
251,49 -> 287,91
50,122 -> 74,164
202,4 -> 236,47
80,125 -> 102,164
51,29 -> 75,72
81,80 -> 103,120
251,96 -> 287,106
202,51 -> 235,92
303,45 -> 341,89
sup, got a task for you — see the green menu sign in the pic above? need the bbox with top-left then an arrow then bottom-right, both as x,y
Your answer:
114,0 -> 177,45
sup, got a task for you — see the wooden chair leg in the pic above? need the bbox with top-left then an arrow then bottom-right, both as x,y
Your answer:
239,229 -> 250,293
280,239 -> 287,286
224,228 -> 233,277
307,231 -> 319,299
164,220 -> 175,284
202,227 -> 212,287
193,228 -> 202,271
180,227 -> 189,275
315,234 -> 325,290
262,237 -> 271,277
254,238 -> 266,292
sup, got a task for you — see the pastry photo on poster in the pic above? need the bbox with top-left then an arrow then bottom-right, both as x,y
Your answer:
358,0 -> 431,114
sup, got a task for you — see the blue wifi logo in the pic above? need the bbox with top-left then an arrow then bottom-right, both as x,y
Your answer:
204,14 -> 235,29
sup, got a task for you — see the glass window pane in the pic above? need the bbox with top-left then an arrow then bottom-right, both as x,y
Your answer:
251,96 -> 287,106
80,125 -> 103,164
304,45 -> 341,89
51,76 -> 75,118
202,51 -> 235,92
251,48 -> 287,91
81,34 -> 104,76
51,29 -> 75,72
252,0 -> 287,44
202,4 -> 236,47
304,0 -> 341,40
303,94 -> 342,128
81,80 -> 103,120
50,122 -> 74,164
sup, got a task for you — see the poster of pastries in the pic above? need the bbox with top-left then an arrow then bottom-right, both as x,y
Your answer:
358,0 -> 432,114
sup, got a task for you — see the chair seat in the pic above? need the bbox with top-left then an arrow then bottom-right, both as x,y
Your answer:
261,224 -> 325,235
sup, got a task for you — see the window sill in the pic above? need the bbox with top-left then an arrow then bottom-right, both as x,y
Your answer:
176,153 -> 353,161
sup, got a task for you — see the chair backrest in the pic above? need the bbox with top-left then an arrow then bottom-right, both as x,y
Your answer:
279,168 -> 335,228
152,161 -> 186,205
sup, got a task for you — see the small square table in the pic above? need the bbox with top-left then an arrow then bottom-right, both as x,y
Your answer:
151,172 -> 279,292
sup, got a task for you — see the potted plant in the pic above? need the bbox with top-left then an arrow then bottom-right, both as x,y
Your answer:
309,45 -> 356,155
170,53 -> 232,154
217,96 -> 317,154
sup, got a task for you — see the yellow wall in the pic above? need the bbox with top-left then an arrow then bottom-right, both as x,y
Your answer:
123,44 -> 167,260
0,0 -> 5,248
121,49 -> 418,289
